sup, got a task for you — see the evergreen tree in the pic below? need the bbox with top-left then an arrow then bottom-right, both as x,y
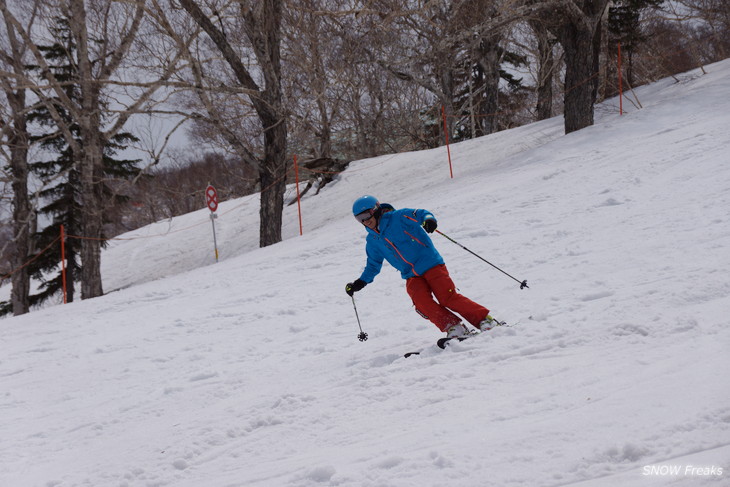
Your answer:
452,49 -> 528,141
609,0 -> 665,85
25,17 -> 140,308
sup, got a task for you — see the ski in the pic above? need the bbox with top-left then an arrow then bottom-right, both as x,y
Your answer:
404,319 -> 511,358
437,334 -> 474,349
403,334 -> 474,357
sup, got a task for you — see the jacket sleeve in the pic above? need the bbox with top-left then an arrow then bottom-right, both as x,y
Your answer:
359,238 -> 384,283
403,208 -> 436,227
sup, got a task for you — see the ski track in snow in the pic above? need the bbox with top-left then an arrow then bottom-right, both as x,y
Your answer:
2,61 -> 730,487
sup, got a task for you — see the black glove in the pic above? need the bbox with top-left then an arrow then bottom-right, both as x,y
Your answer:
423,218 -> 438,233
346,279 -> 367,296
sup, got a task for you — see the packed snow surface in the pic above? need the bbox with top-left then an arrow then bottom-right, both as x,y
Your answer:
2,60 -> 730,487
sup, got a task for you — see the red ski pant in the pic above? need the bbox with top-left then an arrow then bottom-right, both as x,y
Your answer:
405,264 -> 489,332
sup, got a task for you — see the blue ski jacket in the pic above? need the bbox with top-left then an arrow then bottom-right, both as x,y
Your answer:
358,208 -> 444,282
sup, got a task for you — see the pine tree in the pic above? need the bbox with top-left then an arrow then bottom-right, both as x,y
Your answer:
25,17 -> 140,308
609,0 -> 666,85
452,48 -> 527,141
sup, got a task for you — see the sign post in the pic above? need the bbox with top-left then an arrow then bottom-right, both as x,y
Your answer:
205,184 -> 219,262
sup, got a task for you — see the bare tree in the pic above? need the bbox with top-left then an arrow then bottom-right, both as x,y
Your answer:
284,0 -> 340,160
160,0 -> 288,248
356,1 -> 466,141
284,3 -> 432,159
674,0 -> 730,61
535,0 -> 610,133
421,0 -> 611,134
0,0 -> 41,315
452,0 -> 513,136
528,19 -> 559,120
1,0 -> 183,299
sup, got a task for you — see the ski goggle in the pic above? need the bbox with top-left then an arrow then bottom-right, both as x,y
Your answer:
355,209 -> 376,223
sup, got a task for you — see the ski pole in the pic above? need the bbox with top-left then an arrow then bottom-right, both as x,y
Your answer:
436,230 -> 529,289
350,295 -> 369,341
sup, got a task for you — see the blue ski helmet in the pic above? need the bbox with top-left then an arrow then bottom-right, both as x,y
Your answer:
352,195 -> 380,216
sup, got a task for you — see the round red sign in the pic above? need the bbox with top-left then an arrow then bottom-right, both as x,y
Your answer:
205,185 -> 218,212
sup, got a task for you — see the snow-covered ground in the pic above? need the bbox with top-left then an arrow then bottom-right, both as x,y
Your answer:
2,60 -> 729,487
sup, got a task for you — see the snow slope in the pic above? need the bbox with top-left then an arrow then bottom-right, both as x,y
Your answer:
1,60 -> 729,487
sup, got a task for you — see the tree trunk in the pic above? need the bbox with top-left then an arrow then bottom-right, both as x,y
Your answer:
66,248 -> 76,303
533,21 -> 555,121
437,67 -> 457,142
70,0 -> 104,299
9,99 -> 31,315
476,39 -> 500,135
79,131 -> 104,299
316,105 -> 332,159
252,0 -> 286,248
1,3 -> 33,315
176,0 -> 288,248
556,23 -> 598,133
549,0 -> 610,134
259,116 -> 287,247
592,18 -> 602,104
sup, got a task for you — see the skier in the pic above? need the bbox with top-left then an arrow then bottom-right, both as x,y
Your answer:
345,195 -> 497,338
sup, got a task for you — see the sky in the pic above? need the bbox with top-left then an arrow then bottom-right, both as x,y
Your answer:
1,59 -> 729,487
